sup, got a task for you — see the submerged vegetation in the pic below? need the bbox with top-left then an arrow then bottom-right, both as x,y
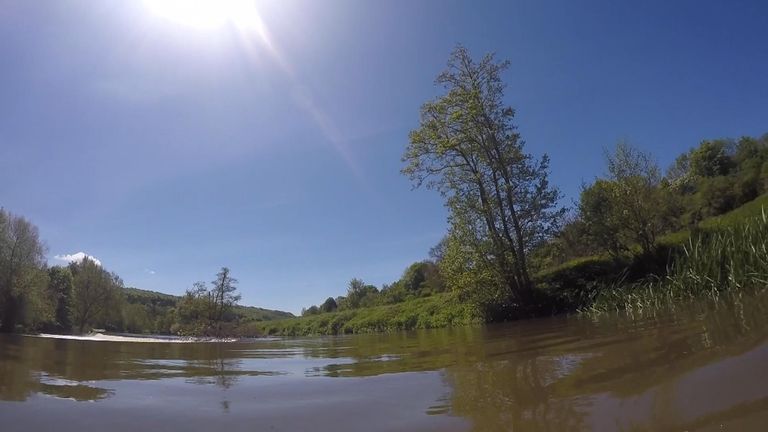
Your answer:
3,46 -> 768,337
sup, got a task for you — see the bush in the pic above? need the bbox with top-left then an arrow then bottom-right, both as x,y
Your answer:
534,255 -> 630,309
257,293 -> 479,336
696,176 -> 738,218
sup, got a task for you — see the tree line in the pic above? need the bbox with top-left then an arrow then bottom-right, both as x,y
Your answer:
300,260 -> 446,316
0,212 -> 124,334
533,134 -> 768,269
0,208 -> 244,336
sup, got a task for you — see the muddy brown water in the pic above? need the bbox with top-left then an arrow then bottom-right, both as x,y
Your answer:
1,293 -> 767,431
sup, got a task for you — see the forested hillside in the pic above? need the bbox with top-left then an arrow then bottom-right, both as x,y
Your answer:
121,286 -> 293,334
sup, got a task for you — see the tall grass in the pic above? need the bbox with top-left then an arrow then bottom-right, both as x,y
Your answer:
585,209 -> 768,314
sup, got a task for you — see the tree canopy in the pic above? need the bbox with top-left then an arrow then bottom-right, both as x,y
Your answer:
579,142 -> 677,255
0,209 -> 48,332
402,46 -> 564,318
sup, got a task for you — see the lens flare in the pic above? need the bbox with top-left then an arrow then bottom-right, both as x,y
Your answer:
145,0 -> 262,30
144,0 -> 362,178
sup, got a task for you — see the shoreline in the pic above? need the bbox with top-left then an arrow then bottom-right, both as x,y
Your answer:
28,332 -> 240,343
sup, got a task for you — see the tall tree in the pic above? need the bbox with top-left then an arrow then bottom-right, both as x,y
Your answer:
400,261 -> 445,295
0,209 -> 48,332
689,139 -> 734,178
345,278 -> 378,309
70,258 -> 121,333
578,180 -> 626,256
319,297 -> 338,313
175,281 -> 214,334
402,46 -> 563,317
211,267 -> 240,334
47,266 -> 74,331
580,142 -> 677,255
176,270 -> 241,337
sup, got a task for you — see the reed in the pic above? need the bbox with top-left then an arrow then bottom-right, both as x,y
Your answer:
585,209 -> 768,314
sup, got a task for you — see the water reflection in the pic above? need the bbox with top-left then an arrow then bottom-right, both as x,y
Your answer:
0,338 -> 285,402
37,372 -> 115,401
1,291 -> 767,431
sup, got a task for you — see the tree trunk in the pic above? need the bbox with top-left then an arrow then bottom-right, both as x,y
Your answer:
503,181 -> 532,293
0,294 -> 18,333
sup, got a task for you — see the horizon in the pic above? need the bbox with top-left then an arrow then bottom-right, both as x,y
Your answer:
2,0 -> 767,315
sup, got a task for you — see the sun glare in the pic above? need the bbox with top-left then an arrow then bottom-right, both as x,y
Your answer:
145,0 -> 262,30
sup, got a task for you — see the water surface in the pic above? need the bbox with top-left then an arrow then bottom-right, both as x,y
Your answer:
2,293 -> 768,431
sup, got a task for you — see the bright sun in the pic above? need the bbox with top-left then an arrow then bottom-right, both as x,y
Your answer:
145,0 -> 262,30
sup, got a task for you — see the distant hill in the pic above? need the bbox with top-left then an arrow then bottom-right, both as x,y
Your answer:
121,287 -> 294,321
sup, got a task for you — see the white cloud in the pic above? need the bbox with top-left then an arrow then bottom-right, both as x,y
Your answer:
144,268 -> 156,275
54,252 -> 102,267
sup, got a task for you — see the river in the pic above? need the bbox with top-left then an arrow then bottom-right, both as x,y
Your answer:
1,292 -> 767,431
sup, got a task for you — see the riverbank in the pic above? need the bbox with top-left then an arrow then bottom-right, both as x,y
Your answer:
261,197 -> 768,336
257,293 -> 480,336
583,209 -> 768,314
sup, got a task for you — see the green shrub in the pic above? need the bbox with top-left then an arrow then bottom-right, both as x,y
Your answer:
258,293 -> 479,336
699,194 -> 768,229
534,255 -> 631,309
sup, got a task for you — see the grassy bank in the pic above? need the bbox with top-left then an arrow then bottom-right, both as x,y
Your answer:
585,210 -> 768,314
536,195 -> 768,309
256,293 -> 479,336
260,196 -> 768,336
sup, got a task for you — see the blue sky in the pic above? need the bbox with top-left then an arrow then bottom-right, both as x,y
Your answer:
1,0 -> 766,314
